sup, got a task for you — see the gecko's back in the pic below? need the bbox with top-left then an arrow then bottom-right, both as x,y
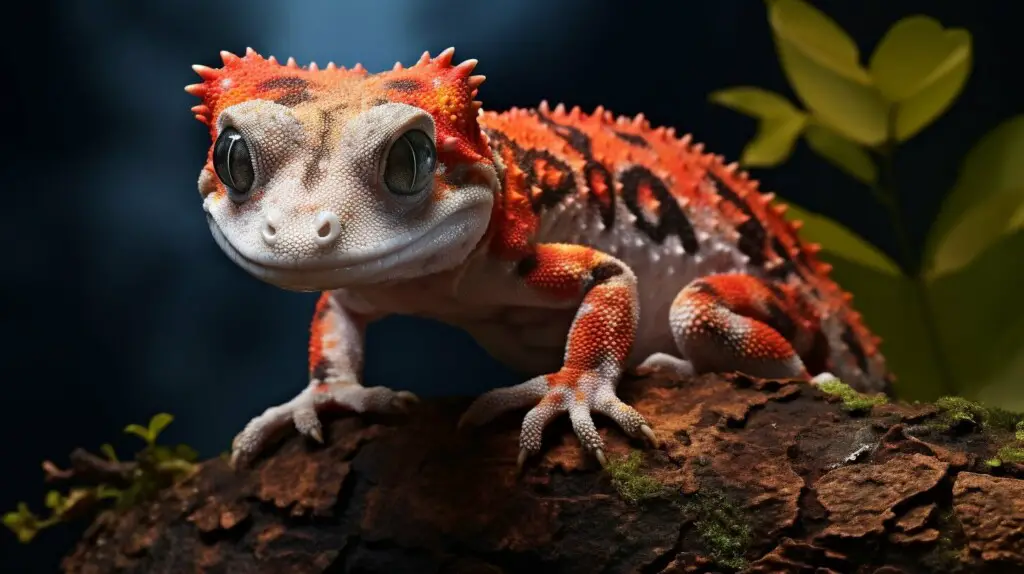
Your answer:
478,103 -> 891,394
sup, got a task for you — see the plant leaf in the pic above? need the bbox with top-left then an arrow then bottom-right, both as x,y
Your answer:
767,0 -> 870,83
44,491 -> 63,510
868,16 -> 972,141
709,87 -> 807,167
781,202 -> 901,276
924,116 -> 1024,280
803,124 -> 878,184
768,0 -> 888,146
147,413 -> 174,442
709,86 -> 803,119
100,443 -> 118,462
929,230 -> 1024,406
174,444 -> 200,463
123,424 -> 151,443
743,115 -> 808,167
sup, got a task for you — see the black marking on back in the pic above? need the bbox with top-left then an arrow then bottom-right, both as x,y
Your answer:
384,79 -> 422,93
584,161 -> 616,228
613,130 -> 650,148
706,172 -> 768,266
764,301 -> 798,342
310,359 -> 329,381
620,166 -> 700,253
591,261 -> 624,282
516,252 -> 539,277
520,149 -> 577,212
261,77 -> 314,107
841,324 -> 870,372
260,77 -> 310,90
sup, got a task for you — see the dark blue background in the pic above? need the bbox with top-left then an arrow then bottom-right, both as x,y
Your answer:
3,1 -> 1019,571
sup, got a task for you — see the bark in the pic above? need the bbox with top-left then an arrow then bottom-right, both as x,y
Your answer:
62,374 -> 1024,574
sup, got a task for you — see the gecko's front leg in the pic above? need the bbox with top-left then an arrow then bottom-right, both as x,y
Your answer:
231,292 -> 417,466
458,244 -> 657,469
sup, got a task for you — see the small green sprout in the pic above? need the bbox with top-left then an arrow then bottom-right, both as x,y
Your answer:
817,379 -> 888,413
3,413 -> 199,544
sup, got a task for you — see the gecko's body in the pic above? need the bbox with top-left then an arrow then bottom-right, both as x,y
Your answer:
187,48 -> 891,467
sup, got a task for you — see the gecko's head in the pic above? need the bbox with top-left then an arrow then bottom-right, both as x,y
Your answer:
186,47 -> 497,291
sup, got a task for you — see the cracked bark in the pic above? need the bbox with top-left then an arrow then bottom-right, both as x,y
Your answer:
61,374 -> 1024,574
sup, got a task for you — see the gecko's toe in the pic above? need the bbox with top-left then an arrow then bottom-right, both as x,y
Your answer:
640,424 -> 659,448
594,448 -> 608,468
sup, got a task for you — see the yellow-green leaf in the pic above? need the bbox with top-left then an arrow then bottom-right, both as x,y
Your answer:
100,443 -> 118,462
924,116 -> 1024,280
869,16 -> 971,102
709,87 -> 808,167
803,124 -> 878,184
767,0 -> 870,83
123,423 -> 150,442
742,115 -> 808,167
929,230 -> 1024,407
781,202 -> 901,276
148,413 -> 174,441
709,86 -> 803,119
768,0 -> 888,146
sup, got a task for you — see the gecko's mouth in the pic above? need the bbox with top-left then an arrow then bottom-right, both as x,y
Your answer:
205,204 -> 490,292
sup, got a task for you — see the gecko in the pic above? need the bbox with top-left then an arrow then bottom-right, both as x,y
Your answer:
186,47 -> 892,469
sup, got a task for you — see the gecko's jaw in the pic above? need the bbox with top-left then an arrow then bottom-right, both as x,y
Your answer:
205,199 -> 492,292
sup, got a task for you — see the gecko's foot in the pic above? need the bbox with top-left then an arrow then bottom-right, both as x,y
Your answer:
230,381 -> 418,467
457,371 -> 658,471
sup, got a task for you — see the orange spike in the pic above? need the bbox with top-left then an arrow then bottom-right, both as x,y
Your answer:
191,64 -> 218,81
352,63 -> 365,73
772,203 -> 789,216
308,61 -> 319,71
326,61 -> 337,70
759,191 -> 777,204
455,58 -> 478,74
184,83 -> 206,96
468,74 -> 486,88
245,47 -> 258,58
416,51 -> 431,66
393,61 -> 404,71
267,55 -> 278,64
220,50 -> 240,66
553,103 -> 567,115
286,57 -> 298,68
434,47 -> 456,66
194,114 -> 206,123
190,104 -> 209,115
538,100 -> 551,113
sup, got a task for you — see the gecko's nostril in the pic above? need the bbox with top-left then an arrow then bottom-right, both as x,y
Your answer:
261,212 -> 279,245
314,211 -> 341,246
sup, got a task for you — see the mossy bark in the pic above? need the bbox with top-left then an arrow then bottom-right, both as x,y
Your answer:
62,374 -> 1024,574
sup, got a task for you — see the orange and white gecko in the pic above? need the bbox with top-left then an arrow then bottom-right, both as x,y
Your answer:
186,47 -> 891,469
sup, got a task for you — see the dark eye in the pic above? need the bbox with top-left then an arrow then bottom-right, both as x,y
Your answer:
384,129 -> 436,196
213,128 -> 255,200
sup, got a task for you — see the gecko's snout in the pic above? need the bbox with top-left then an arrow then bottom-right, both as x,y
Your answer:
258,209 -> 342,248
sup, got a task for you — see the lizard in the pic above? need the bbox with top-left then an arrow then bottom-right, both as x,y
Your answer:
185,47 -> 892,469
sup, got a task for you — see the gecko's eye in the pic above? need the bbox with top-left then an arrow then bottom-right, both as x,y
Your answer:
384,129 -> 436,196
213,128 -> 255,201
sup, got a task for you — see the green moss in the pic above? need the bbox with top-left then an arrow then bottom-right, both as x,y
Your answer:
984,420 -> 1024,467
682,489 -> 752,571
817,379 -> 888,413
932,396 -> 1024,435
934,396 -> 988,430
921,509 -> 967,573
605,451 -> 666,504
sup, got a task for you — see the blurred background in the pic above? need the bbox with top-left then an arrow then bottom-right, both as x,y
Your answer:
2,1 -> 1019,571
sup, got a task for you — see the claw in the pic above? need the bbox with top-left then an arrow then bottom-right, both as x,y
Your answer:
308,426 -> 323,443
594,448 -> 608,467
516,448 -> 529,473
640,424 -> 659,447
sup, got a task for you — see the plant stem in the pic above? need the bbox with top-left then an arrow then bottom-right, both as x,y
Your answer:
874,113 -> 957,397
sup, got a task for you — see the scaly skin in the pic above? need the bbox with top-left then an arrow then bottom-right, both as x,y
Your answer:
186,47 -> 892,470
